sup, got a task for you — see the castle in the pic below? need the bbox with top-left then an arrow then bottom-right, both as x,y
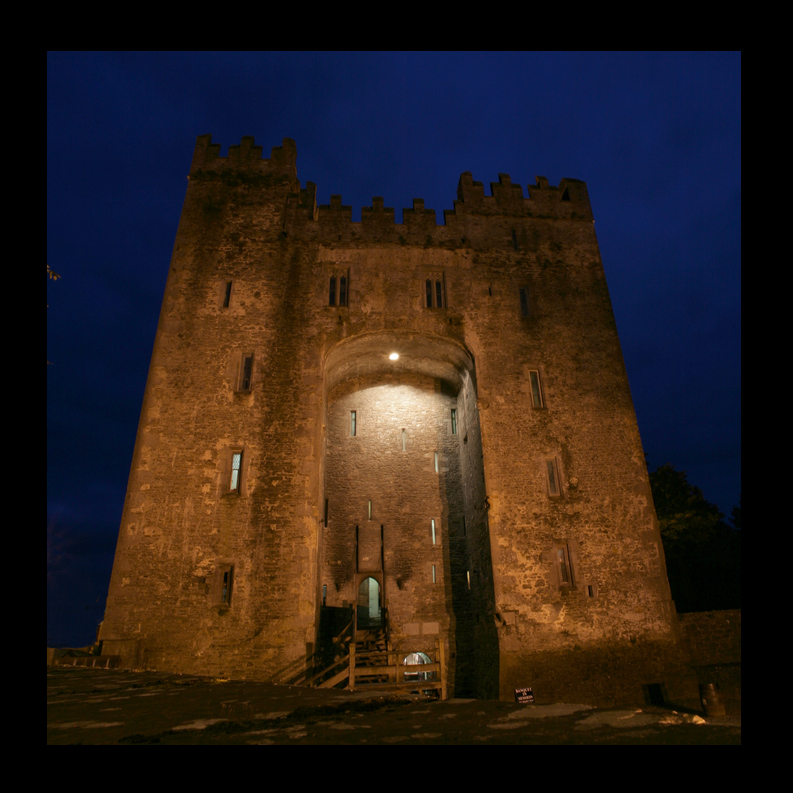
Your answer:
101,135 -> 690,702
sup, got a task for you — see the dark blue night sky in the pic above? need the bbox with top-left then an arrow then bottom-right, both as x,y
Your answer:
47,52 -> 741,647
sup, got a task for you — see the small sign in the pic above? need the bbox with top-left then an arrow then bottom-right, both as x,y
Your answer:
514,687 -> 534,704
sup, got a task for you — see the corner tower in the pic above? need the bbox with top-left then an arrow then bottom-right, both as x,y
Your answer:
102,136 -> 688,703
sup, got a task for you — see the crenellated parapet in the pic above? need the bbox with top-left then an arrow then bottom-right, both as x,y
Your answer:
189,134 -> 298,183
192,137 -> 593,240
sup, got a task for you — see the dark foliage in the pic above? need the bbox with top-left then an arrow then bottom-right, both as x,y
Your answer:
649,464 -> 740,612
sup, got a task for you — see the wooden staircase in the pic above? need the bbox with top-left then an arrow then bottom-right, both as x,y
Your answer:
270,608 -> 446,698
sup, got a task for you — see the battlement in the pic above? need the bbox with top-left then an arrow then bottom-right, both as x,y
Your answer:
189,134 -> 297,181
193,137 -> 593,238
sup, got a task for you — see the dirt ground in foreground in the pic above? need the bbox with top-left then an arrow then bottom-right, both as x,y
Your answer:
47,667 -> 740,745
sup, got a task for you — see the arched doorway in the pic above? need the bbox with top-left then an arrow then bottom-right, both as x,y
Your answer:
357,576 -> 381,629
319,329 -> 498,696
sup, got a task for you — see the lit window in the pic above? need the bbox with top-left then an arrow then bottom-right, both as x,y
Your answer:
402,429 -> 407,451
431,519 -> 436,545
451,409 -> 457,435
434,452 -> 439,472
368,500 -> 372,521
432,564 -> 436,583
529,370 -> 543,407
230,452 -> 243,493
350,410 -> 357,437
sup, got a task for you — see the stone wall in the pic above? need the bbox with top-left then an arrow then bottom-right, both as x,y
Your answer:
678,610 -> 741,667
101,135 -> 689,703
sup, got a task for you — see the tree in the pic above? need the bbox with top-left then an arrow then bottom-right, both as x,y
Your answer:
649,464 -> 740,613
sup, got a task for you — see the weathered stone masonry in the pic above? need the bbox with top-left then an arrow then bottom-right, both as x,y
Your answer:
102,135 -> 690,702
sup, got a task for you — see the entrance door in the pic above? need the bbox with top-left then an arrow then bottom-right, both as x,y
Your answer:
357,577 -> 381,629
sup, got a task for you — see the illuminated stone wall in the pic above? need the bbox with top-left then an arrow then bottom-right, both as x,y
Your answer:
102,135 -> 690,703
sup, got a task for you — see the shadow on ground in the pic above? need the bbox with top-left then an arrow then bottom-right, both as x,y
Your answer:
47,667 -> 740,745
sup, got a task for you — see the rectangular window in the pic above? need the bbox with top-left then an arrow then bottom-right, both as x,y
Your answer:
512,229 -> 519,251
223,281 -> 232,308
329,272 -> 349,307
239,354 -> 253,392
230,451 -> 243,493
451,409 -> 457,435
466,570 -> 471,590
368,500 -> 372,521
431,519 -> 436,545
557,545 -> 573,587
434,452 -> 439,472
324,499 -> 329,526
425,277 -> 445,308
219,565 -> 234,605
350,411 -> 357,437
529,370 -> 543,407
323,584 -> 327,605
546,458 -> 560,497
432,564 -> 436,583
402,429 -> 407,451
519,287 -> 530,317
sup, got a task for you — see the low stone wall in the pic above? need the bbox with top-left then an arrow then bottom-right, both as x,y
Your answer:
678,609 -> 741,666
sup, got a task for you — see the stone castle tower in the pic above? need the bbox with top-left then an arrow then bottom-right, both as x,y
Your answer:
101,135 -> 688,702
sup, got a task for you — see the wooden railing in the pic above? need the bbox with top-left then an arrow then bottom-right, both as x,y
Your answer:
349,638 -> 446,699
270,616 -> 446,699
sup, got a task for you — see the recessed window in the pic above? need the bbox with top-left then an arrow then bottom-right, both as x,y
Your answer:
546,458 -> 560,497
434,452 -> 439,472
425,276 -> 445,308
368,500 -> 372,521
322,584 -> 327,605
431,519 -> 436,545
216,564 -> 233,605
529,370 -> 544,408
223,281 -> 232,308
329,272 -> 349,306
557,545 -> 574,587
230,451 -> 243,493
519,287 -> 531,317
512,229 -> 519,251
466,570 -> 471,590
239,354 -> 253,392
350,411 -> 357,437
402,429 -> 407,451
451,409 -> 458,435
432,564 -> 436,583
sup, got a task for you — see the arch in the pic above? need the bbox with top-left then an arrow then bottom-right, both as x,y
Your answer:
324,330 -> 477,398
357,576 -> 381,628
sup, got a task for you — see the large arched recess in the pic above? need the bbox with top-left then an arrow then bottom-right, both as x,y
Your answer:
317,330 -> 499,698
